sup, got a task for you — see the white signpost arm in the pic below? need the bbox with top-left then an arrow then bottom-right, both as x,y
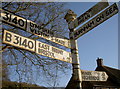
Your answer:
64,10 -> 82,89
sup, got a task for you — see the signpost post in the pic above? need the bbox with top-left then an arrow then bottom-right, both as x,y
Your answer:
81,70 -> 108,81
64,10 -> 82,89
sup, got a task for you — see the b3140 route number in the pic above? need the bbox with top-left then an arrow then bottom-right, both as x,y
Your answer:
3,30 -> 35,52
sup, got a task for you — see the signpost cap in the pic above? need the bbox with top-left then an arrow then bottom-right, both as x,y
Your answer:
64,9 -> 77,24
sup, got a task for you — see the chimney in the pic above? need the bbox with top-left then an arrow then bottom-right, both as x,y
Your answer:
97,58 -> 104,67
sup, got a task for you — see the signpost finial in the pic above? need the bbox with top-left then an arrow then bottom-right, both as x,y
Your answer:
64,9 -> 77,24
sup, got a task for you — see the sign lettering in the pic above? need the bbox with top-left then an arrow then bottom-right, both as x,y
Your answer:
3,30 -> 72,63
36,41 -> 72,63
1,9 -> 71,48
27,20 -> 71,48
69,0 -> 109,29
81,70 -> 108,81
2,9 -> 26,30
73,3 -> 118,40
3,30 -> 35,52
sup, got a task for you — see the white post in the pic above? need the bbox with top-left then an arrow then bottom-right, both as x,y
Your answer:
64,10 -> 82,89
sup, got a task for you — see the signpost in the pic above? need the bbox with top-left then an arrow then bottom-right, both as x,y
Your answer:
2,2 -> 119,88
73,3 -> 118,40
1,9 -> 71,48
81,70 -> 108,81
3,30 -> 72,63
69,0 -> 109,29
64,2 -> 119,89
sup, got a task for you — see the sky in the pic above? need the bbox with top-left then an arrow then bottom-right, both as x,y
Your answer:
57,1 -> 119,87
